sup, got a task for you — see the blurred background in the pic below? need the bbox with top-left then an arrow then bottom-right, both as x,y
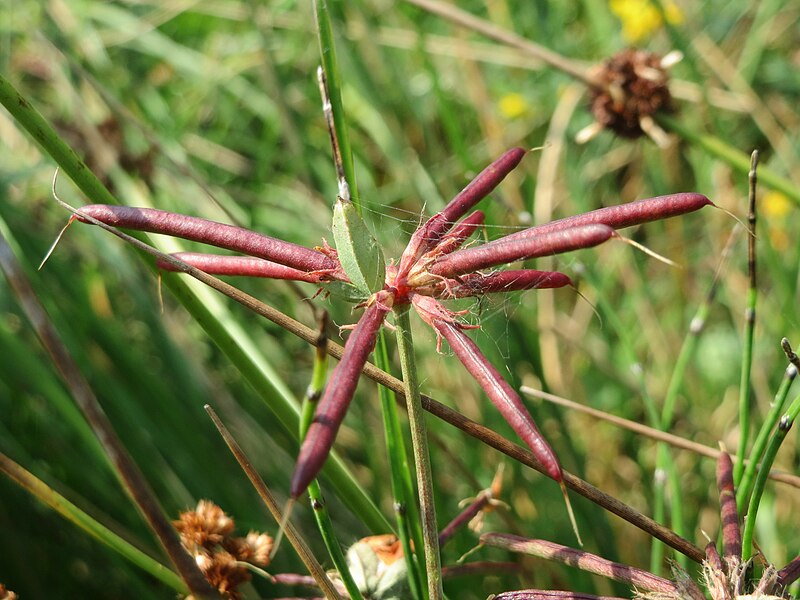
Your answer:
1,0 -> 798,598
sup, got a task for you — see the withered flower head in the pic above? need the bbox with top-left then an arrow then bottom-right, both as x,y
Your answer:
224,531 -> 273,567
174,499 -> 235,550
195,550 -> 251,600
175,500 -> 273,599
581,48 -> 681,145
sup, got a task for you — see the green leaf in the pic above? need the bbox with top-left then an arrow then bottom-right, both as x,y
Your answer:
332,198 -> 386,295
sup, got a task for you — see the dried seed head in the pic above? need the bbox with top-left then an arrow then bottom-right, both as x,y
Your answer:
174,500 -> 273,598
588,49 -> 675,139
195,550 -> 251,599
174,499 -> 235,550
224,531 -> 274,566
0,584 -> 18,600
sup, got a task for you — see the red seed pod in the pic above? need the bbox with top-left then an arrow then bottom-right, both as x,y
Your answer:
704,541 -> 724,574
156,253 -> 325,283
397,148 -> 526,277
500,193 -> 712,243
716,452 -> 742,560
290,290 -> 393,499
430,224 -> 615,278
451,269 -> 572,298
427,315 -> 562,482
777,555 -> 800,588
481,534 -> 681,595
430,210 -> 485,257
74,205 -> 337,273
438,148 -> 527,231
491,591 -> 626,600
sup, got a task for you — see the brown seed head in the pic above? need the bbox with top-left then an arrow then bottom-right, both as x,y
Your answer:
195,550 -> 251,600
174,499 -> 235,550
589,48 -> 674,138
224,531 -> 273,566
0,584 -> 18,600
174,500 -> 273,598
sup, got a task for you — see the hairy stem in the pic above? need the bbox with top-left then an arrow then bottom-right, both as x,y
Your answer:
394,306 -> 442,600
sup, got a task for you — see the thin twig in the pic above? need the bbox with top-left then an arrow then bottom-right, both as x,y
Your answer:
521,386 -> 800,489
204,405 -> 345,600
402,0 -> 598,86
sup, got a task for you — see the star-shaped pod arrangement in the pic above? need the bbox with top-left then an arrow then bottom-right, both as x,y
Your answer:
67,148 -> 712,502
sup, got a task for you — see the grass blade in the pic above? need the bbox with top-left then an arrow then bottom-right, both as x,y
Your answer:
0,451 -> 186,593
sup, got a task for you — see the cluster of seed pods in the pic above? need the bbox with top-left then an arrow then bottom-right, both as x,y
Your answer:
70,148 -> 712,502
486,452 -> 800,599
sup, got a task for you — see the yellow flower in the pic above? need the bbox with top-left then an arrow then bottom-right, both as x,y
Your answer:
762,190 -> 792,251
762,190 -> 792,219
609,0 -> 683,43
498,92 -> 530,119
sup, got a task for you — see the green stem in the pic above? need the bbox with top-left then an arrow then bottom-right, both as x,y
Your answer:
736,364 -> 797,510
313,0 -> 359,212
0,74 -> 116,204
393,306 -> 442,600
734,152 -> 760,486
375,330 -> 427,600
299,328 -> 366,600
742,393 -> 800,561
306,479 -> 364,600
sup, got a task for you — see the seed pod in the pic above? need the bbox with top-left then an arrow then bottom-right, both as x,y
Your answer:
500,193 -> 712,243
491,590 -> 626,600
451,269 -> 572,297
716,451 -> 742,560
74,205 -> 337,273
290,290 -> 393,499
156,253 -> 325,283
481,533 -> 680,595
420,308 -> 561,482
430,224 -> 614,278
398,148 -> 526,277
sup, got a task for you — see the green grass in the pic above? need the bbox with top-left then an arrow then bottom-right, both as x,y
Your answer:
1,1 -> 799,598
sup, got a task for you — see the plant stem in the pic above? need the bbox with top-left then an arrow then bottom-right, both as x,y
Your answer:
204,406 -> 345,600
375,330 -> 428,600
736,361 -> 796,509
393,306 -> 442,600
313,0 -> 359,211
403,0 -> 597,86
0,74 -> 116,205
741,392 -> 800,561
734,151 -> 759,486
